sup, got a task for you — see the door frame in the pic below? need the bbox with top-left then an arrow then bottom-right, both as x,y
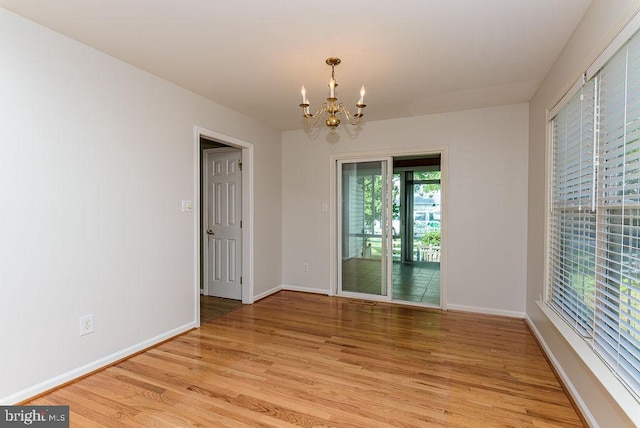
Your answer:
329,147 -> 448,309
194,127 -> 254,327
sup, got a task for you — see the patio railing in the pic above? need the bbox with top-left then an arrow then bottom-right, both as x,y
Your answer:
418,244 -> 441,262
356,236 -> 440,263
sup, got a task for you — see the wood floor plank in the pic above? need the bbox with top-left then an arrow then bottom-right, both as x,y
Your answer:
27,291 -> 585,427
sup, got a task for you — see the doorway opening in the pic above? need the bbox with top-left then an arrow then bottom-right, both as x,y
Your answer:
336,152 -> 443,307
195,128 -> 254,326
393,155 -> 441,304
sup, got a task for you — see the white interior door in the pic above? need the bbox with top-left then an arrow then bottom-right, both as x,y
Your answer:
204,149 -> 242,300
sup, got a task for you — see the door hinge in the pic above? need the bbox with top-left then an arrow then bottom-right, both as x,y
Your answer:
238,161 -> 242,171
240,276 -> 243,285
240,220 -> 242,228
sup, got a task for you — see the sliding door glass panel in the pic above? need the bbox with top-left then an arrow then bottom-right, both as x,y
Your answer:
339,160 -> 389,296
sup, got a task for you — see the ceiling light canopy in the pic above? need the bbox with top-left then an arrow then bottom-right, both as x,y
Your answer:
299,57 -> 366,133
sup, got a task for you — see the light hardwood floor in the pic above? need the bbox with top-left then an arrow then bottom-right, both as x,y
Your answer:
28,291 -> 585,427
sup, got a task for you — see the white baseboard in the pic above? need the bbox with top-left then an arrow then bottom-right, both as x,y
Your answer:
446,303 -> 525,319
252,285 -> 283,302
253,285 -> 331,303
525,313 -> 597,427
282,284 -> 331,295
1,322 -> 196,405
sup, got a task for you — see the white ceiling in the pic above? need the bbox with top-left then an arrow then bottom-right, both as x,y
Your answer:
0,0 -> 592,131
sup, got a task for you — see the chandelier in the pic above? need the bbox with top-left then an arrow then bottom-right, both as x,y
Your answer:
299,57 -> 366,132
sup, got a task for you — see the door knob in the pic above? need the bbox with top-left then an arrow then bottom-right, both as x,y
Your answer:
206,229 -> 214,235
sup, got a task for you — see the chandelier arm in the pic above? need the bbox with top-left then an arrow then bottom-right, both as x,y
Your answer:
302,103 -> 329,127
338,103 -> 362,126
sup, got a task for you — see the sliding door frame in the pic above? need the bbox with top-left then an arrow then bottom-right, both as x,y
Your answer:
336,156 -> 394,300
329,147 -> 448,309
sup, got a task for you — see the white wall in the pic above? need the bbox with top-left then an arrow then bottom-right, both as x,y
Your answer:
0,8 -> 281,403
527,1 -> 639,426
282,104 -> 529,316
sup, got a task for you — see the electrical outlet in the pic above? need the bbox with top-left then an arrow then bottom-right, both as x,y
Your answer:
79,314 -> 94,336
304,263 -> 309,272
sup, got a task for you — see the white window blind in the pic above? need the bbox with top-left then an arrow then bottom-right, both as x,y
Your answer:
549,29 -> 640,400
549,79 -> 597,337
595,32 -> 640,395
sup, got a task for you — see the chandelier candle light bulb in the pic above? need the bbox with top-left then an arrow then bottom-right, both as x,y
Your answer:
357,85 -> 366,115
298,57 -> 367,132
299,85 -> 310,115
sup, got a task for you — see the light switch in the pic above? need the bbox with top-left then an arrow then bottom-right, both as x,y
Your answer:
182,200 -> 193,212
322,203 -> 328,212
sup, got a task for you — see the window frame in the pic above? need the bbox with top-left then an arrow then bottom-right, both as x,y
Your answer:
544,13 -> 640,418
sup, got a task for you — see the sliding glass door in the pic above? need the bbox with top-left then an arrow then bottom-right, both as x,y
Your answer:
337,158 -> 393,297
